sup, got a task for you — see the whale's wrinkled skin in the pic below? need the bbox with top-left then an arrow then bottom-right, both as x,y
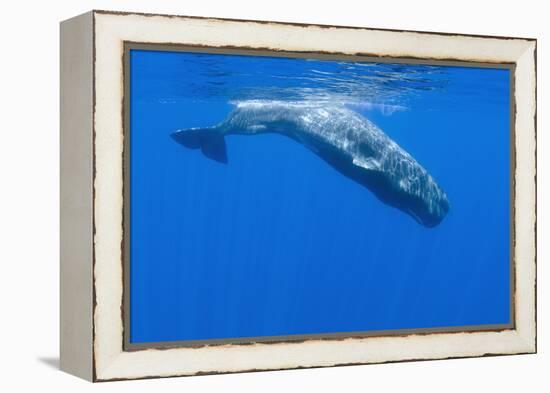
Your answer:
171,101 -> 450,227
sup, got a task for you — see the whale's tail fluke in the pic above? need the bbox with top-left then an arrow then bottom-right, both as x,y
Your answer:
171,127 -> 228,164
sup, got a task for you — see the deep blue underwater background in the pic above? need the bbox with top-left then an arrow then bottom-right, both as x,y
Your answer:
129,49 -> 510,343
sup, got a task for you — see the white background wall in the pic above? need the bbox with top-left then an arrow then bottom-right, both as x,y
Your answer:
0,0 -> 546,391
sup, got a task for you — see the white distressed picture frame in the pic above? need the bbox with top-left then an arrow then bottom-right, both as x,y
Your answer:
60,10 -> 536,382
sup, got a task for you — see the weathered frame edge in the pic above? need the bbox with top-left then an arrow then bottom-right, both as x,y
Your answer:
59,11 -> 95,382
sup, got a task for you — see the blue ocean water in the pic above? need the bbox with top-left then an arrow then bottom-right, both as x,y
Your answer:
129,49 -> 510,344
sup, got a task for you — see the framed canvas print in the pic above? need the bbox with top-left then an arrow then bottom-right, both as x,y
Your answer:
60,10 -> 537,382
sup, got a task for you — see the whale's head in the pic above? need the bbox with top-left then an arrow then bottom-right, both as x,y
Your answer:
353,147 -> 449,228
386,158 -> 450,228
400,174 -> 450,228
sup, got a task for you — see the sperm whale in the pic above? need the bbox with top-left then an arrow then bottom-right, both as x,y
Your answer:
171,101 -> 450,227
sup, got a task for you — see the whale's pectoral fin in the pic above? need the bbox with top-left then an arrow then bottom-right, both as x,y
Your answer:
171,128 -> 228,164
352,157 -> 381,171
